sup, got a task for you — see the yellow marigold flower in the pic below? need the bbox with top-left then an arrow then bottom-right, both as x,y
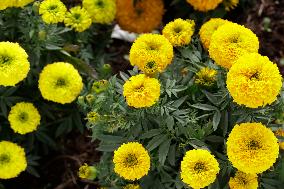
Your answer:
199,18 -> 229,49
0,0 -> 11,10
123,184 -> 141,189
229,171 -> 258,189
116,0 -> 164,33
78,163 -> 97,180
13,0 -> 35,7
123,74 -> 161,108
38,62 -> 83,104
209,22 -> 259,69
227,122 -> 279,174
129,34 -> 174,73
0,141 -> 27,179
195,67 -> 217,87
64,6 -> 92,32
275,129 -> 284,150
186,0 -> 223,12
82,0 -> 116,24
227,53 -> 282,108
0,42 -> 30,87
91,80 -> 109,94
8,102 -> 41,135
162,18 -> 195,47
113,142 -> 150,181
223,0 -> 239,11
39,0 -> 67,24
86,111 -> 100,124
181,149 -> 220,189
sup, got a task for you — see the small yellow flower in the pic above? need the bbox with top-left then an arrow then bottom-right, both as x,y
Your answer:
162,18 -> 195,47
229,171 -> 258,189
129,34 -> 174,73
116,0 -> 164,33
13,0 -> 35,7
223,0 -> 240,11
85,94 -> 95,104
226,53 -> 282,108
82,0 -> 116,24
209,22 -> 259,69
186,0 -> 223,12
38,62 -> 83,104
227,122 -> 279,174
0,42 -> 30,87
275,129 -> 284,150
64,6 -> 92,32
180,149 -> 220,189
86,111 -> 100,124
113,142 -> 150,181
39,0 -> 67,24
123,74 -> 161,108
0,141 -> 27,179
8,102 -> 41,135
78,163 -> 97,180
123,184 -> 141,189
91,80 -> 109,94
195,67 -> 217,87
199,18 -> 229,49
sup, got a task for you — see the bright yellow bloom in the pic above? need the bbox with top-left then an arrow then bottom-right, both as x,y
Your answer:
223,0 -> 239,11
129,34 -> 174,73
186,0 -> 222,12
275,129 -> 284,150
8,102 -> 41,135
209,22 -> 259,69
39,0 -> 67,24
78,163 -> 97,180
199,18 -> 229,49
227,53 -> 282,108
13,0 -> 35,7
123,74 -> 161,108
162,18 -> 195,47
64,6 -> 92,32
0,0 -> 11,10
227,122 -> 279,174
113,142 -> 150,181
86,111 -> 100,124
123,184 -> 141,189
116,0 -> 164,33
195,67 -> 217,87
82,0 -> 116,24
38,62 -> 83,104
0,42 -> 30,87
91,80 -> 109,94
181,149 -> 220,189
0,141 -> 27,179
229,171 -> 258,189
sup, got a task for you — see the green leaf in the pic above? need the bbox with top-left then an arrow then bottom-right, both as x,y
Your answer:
96,143 -> 120,152
158,138 -> 171,166
146,134 -> 168,152
191,103 -> 218,111
97,135 -> 124,143
168,143 -> 176,166
140,129 -> 163,139
213,111 -> 221,130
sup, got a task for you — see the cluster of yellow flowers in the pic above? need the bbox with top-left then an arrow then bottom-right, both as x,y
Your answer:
39,0 -> 116,32
0,0 -> 34,10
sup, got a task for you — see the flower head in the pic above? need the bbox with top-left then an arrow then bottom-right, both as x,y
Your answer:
275,129 -> 284,150
0,0 -> 11,10
64,6 -> 92,32
8,102 -> 41,135
123,74 -> 161,108
113,142 -> 150,181
227,122 -> 279,174
13,0 -> 35,7
229,171 -> 258,189
0,42 -> 30,86
162,18 -> 195,47
123,184 -> 141,189
39,0 -> 67,24
0,141 -> 27,179
181,149 -> 220,189
82,0 -> 116,24
78,163 -> 97,180
223,0 -> 239,11
227,53 -> 282,108
38,62 -> 83,104
91,80 -> 109,94
116,0 -> 164,33
195,67 -> 217,87
209,22 -> 259,69
129,34 -> 174,73
186,0 -> 223,12
199,18 -> 229,49
86,111 -> 100,124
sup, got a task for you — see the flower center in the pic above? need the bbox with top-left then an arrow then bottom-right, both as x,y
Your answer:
79,166 -> 90,177
174,27 -> 182,33
247,140 -> 261,150
135,85 -> 145,93
238,176 -> 248,185
48,5 -> 58,11
73,13 -> 81,20
0,55 -> 12,65
55,78 -> 67,87
18,112 -> 29,123
124,154 -> 138,167
0,154 -> 10,164
96,0 -> 104,7
249,72 -> 260,80
194,162 -> 206,173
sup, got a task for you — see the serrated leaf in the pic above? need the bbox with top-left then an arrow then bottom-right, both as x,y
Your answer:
146,134 -> 168,152
158,138 -> 171,166
213,111 -> 221,130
